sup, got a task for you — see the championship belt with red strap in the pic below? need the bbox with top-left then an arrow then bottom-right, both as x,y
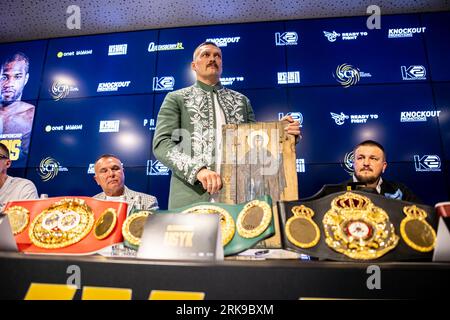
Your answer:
278,191 -> 438,261
4,197 -> 128,255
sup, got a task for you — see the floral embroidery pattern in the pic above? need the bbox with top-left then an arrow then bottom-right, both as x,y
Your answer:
165,84 -> 247,184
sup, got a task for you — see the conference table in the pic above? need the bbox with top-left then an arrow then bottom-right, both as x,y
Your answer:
1,251 -> 449,300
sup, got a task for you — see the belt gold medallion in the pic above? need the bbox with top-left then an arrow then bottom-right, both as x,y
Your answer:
323,192 -> 399,260
400,205 -> 436,252
182,205 -> 235,246
29,198 -> 95,249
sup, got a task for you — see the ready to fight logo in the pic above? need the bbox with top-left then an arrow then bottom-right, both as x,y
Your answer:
323,30 -> 368,42
331,112 -> 378,125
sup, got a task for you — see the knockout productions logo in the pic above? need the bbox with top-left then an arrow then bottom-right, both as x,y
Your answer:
205,37 -> 240,47
331,112 -> 378,125
414,155 -> 441,172
388,27 -> 426,39
39,157 -> 68,181
400,110 -> 441,123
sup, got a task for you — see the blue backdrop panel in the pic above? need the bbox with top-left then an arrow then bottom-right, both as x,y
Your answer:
26,166 -> 148,198
422,12 -> 450,81
28,95 -> 154,168
285,14 -> 428,87
383,162 -> 448,206
156,21 -> 287,91
40,30 -> 158,99
286,83 -> 440,164
298,163 -> 351,199
2,11 -> 449,206
432,82 -> 450,161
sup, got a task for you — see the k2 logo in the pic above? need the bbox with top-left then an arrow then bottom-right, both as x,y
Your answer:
401,66 -> 426,80
414,155 -> 441,172
275,32 -> 298,46
153,77 -> 175,91
147,160 -> 170,176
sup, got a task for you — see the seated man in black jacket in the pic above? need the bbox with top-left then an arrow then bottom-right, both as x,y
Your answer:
345,140 -> 421,203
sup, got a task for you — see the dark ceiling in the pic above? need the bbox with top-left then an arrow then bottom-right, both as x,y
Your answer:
0,0 -> 449,43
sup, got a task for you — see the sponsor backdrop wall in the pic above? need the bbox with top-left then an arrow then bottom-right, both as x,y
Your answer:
1,12 -> 449,208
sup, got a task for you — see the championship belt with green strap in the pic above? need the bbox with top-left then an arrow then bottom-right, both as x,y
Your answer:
122,195 -> 275,256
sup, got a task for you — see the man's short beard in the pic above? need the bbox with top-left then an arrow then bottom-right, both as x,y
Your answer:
1,93 -> 21,105
355,172 -> 380,185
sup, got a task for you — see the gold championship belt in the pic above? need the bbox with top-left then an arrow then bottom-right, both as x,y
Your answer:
236,200 -> 272,239
5,206 -> 30,235
322,192 -> 399,260
122,211 -> 152,246
285,205 -> 320,249
183,205 -> 235,246
29,198 -> 95,249
94,208 -> 118,240
400,205 -> 436,252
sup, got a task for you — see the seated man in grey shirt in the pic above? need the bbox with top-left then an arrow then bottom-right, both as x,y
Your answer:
92,154 -> 158,212
0,142 -> 38,211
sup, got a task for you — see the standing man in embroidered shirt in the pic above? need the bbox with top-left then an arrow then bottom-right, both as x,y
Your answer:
93,154 -> 158,210
0,142 -> 38,211
153,42 -> 301,209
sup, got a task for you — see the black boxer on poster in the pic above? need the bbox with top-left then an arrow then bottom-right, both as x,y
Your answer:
0,52 -> 35,165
